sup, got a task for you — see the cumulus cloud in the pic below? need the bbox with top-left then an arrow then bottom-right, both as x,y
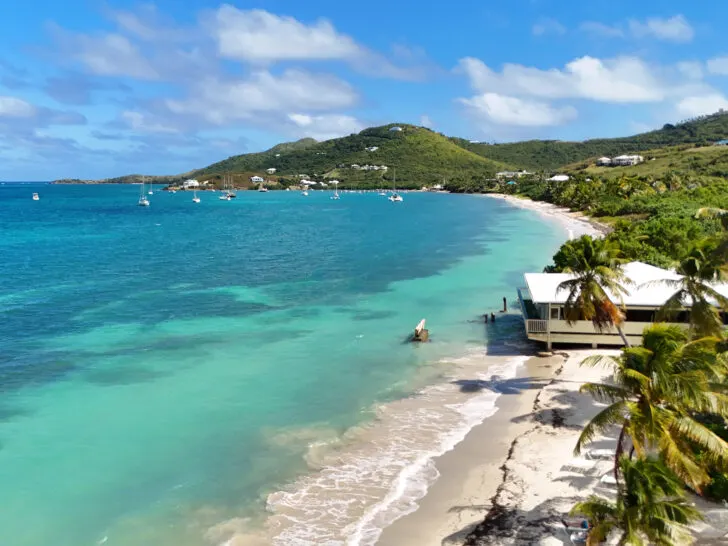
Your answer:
676,94 -> 728,117
459,93 -> 576,126
211,6 -> 360,63
532,18 -> 566,37
0,96 -> 37,118
628,15 -> 694,43
458,56 -> 666,103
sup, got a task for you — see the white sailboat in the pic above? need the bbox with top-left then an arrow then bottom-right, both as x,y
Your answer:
192,189 -> 201,203
138,177 -> 150,206
219,175 -> 232,200
32,192 -> 40,201
330,180 -> 340,200
148,182 -> 154,195
388,169 -> 403,202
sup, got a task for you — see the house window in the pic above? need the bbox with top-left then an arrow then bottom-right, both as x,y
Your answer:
550,307 -> 560,320
625,309 -> 654,322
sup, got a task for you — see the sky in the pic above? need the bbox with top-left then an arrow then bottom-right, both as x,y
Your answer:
2,0 -> 728,180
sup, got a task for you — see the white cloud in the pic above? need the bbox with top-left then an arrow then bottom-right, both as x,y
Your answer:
676,94 -> 728,117
707,56 -> 728,75
0,96 -> 37,118
67,32 -> 158,79
212,6 -> 360,63
163,70 -> 357,126
287,113 -> 363,140
532,18 -> 566,37
579,21 -> 625,38
458,56 -> 666,103
676,61 -> 704,80
628,15 -> 694,43
459,93 -> 576,126
121,111 -> 179,133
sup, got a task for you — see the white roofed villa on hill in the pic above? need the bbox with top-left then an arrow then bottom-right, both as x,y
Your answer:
518,261 -> 728,349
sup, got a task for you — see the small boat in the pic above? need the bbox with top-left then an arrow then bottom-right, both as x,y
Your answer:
258,185 -> 269,192
330,181 -> 340,200
32,192 -> 40,201
388,169 -> 403,202
192,189 -> 201,203
302,190 -> 309,196
138,177 -> 150,206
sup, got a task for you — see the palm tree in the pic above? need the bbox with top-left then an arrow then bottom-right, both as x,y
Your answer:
655,243 -> 728,338
556,235 -> 632,346
571,456 -> 701,546
575,324 -> 728,490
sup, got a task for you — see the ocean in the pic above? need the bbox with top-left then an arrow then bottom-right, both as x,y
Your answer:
0,184 -> 568,546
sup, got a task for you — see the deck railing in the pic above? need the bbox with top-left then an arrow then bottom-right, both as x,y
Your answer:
526,319 -> 549,334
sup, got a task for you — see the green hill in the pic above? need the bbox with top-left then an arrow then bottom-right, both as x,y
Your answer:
453,111 -> 728,171
563,144 -> 728,179
189,124 -> 512,189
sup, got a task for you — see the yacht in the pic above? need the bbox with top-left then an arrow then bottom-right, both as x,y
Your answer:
330,181 -> 340,200
32,192 -> 40,201
192,189 -> 201,203
138,178 -> 150,206
258,185 -> 269,193
388,169 -> 403,202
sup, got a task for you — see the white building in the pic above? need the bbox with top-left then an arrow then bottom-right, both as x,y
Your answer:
183,179 -> 200,188
518,261 -> 728,348
380,165 -> 388,170
266,168 -> 276,174
389,126 -> 403,132
351,164 -> 361,169
596,157 -> 612,166
366,146 -> 379,152
250,176 -> 264,183
497,170 -> 532,179
548,174 -> 570,182
612,155 -> 644,166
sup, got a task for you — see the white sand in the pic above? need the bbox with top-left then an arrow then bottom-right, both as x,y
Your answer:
484,194 -> 608,238
377,349 -> 618,546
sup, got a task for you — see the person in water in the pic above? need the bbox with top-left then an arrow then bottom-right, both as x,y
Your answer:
490,312 -> 496,322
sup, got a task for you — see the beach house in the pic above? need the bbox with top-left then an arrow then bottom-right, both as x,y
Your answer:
266,168 -> 276,174
250,176 -> 264,183
517,261 -> 728,348
596,157 -> 612,166
183,179 -> 200,188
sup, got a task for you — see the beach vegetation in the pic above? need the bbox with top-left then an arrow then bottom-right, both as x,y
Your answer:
574,324 -> 728,491
570,456 -> 702,546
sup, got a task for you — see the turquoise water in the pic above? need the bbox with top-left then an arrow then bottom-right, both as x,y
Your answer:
0,184 -> 567,546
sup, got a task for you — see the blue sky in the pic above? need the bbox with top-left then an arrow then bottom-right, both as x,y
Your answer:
1,0 -> 728,180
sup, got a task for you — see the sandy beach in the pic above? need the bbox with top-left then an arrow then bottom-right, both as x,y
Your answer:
377,349 -> 618,546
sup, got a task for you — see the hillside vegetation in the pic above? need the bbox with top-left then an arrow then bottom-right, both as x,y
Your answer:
190,124 -> 511,188
454,111 -> 728,171
564,144 -> 728,179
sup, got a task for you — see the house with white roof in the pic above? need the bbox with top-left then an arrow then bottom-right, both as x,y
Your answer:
250,176 -> 264,183
389,126 -> 403,132
266,168 -> 276,174
518,261 -> 728,349
183,179 -> 200,188
366,146 -> 379,152
612,155 -> 644,166
548,174 -> 570,182
596,157 -> 612,166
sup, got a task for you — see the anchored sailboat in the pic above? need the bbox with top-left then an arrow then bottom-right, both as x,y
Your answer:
138,177 -> 150,206
388,169 -> 403,202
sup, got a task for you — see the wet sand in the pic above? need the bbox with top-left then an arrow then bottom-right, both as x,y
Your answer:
376,355 -> 560,546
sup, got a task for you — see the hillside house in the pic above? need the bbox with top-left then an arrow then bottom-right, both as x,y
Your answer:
266,168 -> 276,174
366,146 -> 379,152
596,157 -> 612,166
497,170 -> 532,179
183,179 -> 200,188
389,126 -> 403,132
612,155 -> 644,166
518,261 -> 728,348
548,174 -> 570,182
351,164 -> 361,169
380,165 -> 388,170
250,176 -> 264,183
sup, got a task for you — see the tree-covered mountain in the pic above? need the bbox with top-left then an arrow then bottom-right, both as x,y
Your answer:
453,111 -> 728,171
189,124 -> 511,188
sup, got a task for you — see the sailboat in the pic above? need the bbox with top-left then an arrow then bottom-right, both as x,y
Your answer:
148,181 -> 154,195
138,177 -> 150,206
192,189 -> 201,203
388,169 -> 403,202
32,192 -> 40,201
330,180 -> 340,200
219,175 -> 232,200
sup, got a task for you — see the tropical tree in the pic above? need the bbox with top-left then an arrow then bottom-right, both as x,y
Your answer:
655,243 -> 728,338
574,324 -> 728,490
570,456 -> 702,546
556,235 -> 632,346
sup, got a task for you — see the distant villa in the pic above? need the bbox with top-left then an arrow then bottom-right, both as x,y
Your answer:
596,154 -> 644,167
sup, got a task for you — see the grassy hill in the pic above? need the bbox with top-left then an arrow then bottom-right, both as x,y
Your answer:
453,111 -> 728,171
189,124 -> 512,189
563,144 -> 728,179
